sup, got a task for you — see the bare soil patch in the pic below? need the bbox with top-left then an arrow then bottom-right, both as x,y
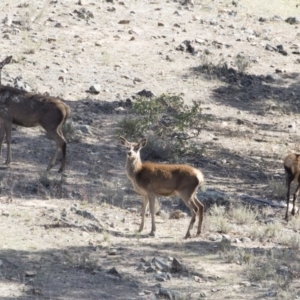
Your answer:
1,0 -> 300,299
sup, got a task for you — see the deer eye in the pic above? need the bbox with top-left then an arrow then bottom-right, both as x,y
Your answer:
134,146 -> 139,152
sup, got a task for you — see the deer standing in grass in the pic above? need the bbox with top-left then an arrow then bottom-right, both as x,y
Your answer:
0,56 -> 71,172
120,137 -> 204,238
284,153 -> 300,220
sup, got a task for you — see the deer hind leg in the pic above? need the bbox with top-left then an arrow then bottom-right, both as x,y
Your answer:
292,182 -> 300,216
178,190 -> 198,239
285,171 -> 294,220
45,126 -> 66,172
139,195 -> 149,233
193,196 -> 204,236
148,193 -> 157,236
0,120 -> 5,158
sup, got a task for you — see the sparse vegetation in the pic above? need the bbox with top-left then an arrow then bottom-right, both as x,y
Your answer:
229,205 -> 257,225
234,53 -> 251,73
117,93 -> 205,161
2,0 -> 300,299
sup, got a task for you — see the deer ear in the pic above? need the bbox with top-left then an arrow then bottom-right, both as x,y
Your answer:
140,138 -> 147,148
120,136 -> 127,146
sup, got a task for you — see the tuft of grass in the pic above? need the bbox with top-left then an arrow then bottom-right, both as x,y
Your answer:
221,247 -> 254,265
278,232 -> 300,250
268,178 -> 286,199
209,204 -> 226,217
234,53 -> 251,73
229,205 -> 257,225
248,221 -> 283,240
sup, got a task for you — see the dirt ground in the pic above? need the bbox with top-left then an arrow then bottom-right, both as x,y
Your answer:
1,0 -> 300,299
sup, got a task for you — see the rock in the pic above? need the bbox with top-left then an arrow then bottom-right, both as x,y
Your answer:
88,84 -> 101,94
285,17 -> 300,24
136,263 -> 145,270
171,258 -> 187,273
152,257 -> 171,272
74,8 -> 94,21
145,266 -> 156,273
258,17 -> 267,22
107,267 -> 122,278
276,45 -> 288,56
156,274 -> 167,282
25,271 -> 37,277
233,238 -> 241,243
108,249 -> 117,255
199,291 -> 207,298
241,237 -> 252,243
77,125 -> 92,134
119,20 -> 130,24
158,22 -> 164,26
158,288 -> 186,300
265,44 -> 277,52
265,74 -> 281,82
136,89 -> 154,98
75,209 -> 100,222
221,234 -> 231,242
208,234 -> 222,242
107,7 -> 116,12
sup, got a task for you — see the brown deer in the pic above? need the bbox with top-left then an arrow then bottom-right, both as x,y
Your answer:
284,153 -> 300,220
0,55 -> 71,172
120,137 -> 204,238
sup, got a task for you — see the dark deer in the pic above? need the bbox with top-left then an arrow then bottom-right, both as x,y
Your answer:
0,56 -> 71,172
284,153 -> 300,220
120,137 -> 204,238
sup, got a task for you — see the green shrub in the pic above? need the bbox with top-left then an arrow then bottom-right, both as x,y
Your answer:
117,93 -> 206,160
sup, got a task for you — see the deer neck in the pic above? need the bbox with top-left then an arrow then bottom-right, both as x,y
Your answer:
125,155 -> 142,179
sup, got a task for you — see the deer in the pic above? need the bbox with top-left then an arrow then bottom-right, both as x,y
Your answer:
0,55 -> 71,172
120,137 -> 204,239
284,153 -> 300,220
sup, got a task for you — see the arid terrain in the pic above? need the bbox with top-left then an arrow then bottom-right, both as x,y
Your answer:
1,0 -> 300,299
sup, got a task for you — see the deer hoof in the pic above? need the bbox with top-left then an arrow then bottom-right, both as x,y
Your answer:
149,231 -> 156,237
184,232 -> 192,239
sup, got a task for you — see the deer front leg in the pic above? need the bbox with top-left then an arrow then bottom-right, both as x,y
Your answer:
139,195 -> 148,233
148,194 -> 157,237
3,122 -> 12,166
0,121 -> 5,158
292,184 -> 300,216
286,183 -> 291,220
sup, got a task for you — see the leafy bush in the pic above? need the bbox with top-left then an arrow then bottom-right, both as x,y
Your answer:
117,93 -> 205,160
